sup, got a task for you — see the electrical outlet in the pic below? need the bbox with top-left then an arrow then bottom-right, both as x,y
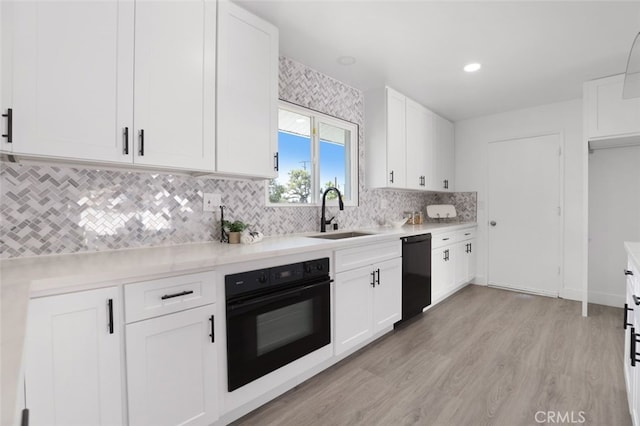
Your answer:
203,193 -> 221,212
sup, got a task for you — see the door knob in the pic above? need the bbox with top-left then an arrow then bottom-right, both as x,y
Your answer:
490,221 -> 497,226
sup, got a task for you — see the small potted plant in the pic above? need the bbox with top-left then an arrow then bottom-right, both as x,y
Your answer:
223,220 -> 250,244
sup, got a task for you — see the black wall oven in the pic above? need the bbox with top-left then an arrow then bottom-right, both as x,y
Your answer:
225,258 -> 331,392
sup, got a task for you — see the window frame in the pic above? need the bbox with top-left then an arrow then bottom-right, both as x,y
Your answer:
266,101 -> 359,207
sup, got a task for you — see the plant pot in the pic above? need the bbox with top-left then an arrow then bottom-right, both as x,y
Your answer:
228,232 -> 241,244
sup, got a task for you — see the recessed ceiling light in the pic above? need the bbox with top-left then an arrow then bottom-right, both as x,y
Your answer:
337,56 -> 356,66
464,63 -> 482,73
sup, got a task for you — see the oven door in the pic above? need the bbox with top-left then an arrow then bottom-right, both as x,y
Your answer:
226,277 -> 331,391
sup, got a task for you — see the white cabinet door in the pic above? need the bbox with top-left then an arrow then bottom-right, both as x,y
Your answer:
335,266 -> 373,355
405,98 -> 433,190
455,241 -> 469,286
432,246 -> 454,302
133,0 -> 215,172
586,74 -> 640,140
217,1 -> 278,178
4,1 -> 134,162
372,257 -> 402,333
385,88 -> 407,188
433,114 -> 455,191
126,305 -> 218,426
25,287 -> 124,426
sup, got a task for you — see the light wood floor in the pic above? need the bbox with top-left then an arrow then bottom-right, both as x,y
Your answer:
233,285 -> 630,426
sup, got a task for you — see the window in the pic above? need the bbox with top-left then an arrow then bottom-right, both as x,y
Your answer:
267,102 -> 358,206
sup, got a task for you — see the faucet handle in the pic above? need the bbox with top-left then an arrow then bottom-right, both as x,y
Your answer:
325,216 -> 335,224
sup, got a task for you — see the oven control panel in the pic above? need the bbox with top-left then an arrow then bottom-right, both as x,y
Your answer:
225,257 -> 329,298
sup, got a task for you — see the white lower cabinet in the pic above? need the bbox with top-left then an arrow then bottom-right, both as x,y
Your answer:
431,228 -> 477,303
334,241 -> 402,356
124,271 -> 219,426
625,254 -> 640,426
432,245 -> 455,302
371,257 -> 403,332
24,287 -> 124,426
125,304 -> 218,426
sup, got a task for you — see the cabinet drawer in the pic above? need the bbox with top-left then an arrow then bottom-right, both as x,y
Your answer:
456,228 -> 477,241
431,232 -> 457,249
125,271 -> 216,323
335,240 -> 401,273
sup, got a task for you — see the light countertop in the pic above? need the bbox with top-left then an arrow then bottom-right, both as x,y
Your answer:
0,221 -> 475,425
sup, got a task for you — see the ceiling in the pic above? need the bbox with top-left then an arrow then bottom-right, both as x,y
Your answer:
236,0 -> 640,121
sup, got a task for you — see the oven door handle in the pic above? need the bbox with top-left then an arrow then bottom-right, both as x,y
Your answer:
227,280 -> 331,314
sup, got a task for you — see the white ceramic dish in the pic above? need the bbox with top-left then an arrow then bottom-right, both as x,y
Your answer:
388,218 -> 408,228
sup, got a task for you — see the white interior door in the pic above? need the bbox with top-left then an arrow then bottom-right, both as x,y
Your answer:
487,134 -> 561,296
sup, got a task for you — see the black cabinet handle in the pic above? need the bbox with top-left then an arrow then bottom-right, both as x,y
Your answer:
274,152 -> 279,171
370,271 -> 376,287
21,408 -> 28,426
209,315 -> 215,343
390,170 -> 394,184
631,327 -> 640,367
161,290 -> 194,300
469,243 -> 472,253
625,303 -> 634,329
376,268 -> 381,285
442,237 -> 450,241
634,295 -> 640,306
139,129 -> 144,156
632,327 -> 636,367
443,249 -> 449,261
107,299 -> 114,334
626,270 -> 634,276
2,108 -> 12,143
123,127 -> 129,155
443,179 -> 448,189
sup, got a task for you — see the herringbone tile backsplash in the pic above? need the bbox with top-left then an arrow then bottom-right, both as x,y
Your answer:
0,57 -> 476,258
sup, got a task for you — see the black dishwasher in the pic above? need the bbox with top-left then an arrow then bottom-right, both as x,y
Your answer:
397,233 -> 432,324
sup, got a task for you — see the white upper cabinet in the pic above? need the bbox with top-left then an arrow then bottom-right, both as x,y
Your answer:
365,86 -> 452,191
1,0 -> 216,172
385,88 -> 408,188
133,0 -> 216,172
433,113 -> 455,192
585,74 -> 640,143
2,1 -> 134,162
217,1 -> 279,178
365,87 -> 407,189
406,98 -> 433,190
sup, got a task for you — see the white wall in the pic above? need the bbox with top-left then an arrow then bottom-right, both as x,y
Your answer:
455,99 -> 584,300
588,145 -> 640,306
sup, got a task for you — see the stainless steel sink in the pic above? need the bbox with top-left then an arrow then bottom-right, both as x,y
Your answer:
308,231 -> 374,240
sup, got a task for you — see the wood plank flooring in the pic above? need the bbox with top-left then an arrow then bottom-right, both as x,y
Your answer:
232,285 -> 630,426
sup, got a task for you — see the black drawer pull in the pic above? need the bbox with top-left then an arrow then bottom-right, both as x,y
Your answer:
2,108 -> 12,143
464,233 -> 471,236
161,290 -> 194,300
442,237 -> 450,241
634,295 -> 640,306
209,315 -> 215,343
626,270 -> 634,276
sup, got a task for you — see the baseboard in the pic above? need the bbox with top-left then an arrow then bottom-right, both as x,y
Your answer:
559,288 -> 583,302
587,291 -> 624,308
